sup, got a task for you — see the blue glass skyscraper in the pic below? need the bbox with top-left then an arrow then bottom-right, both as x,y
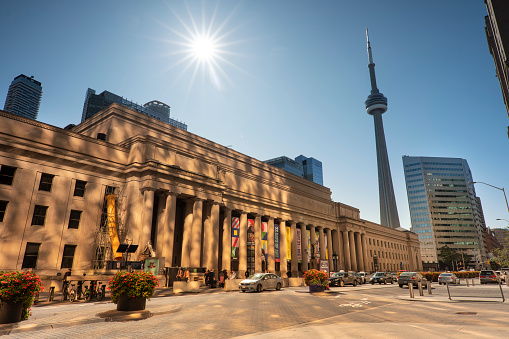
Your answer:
295,155 -> 323,186
3,74 -> 42,120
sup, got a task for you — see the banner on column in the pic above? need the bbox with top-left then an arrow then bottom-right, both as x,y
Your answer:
274,224 -> 280,262
261,222 -> 268,260
247,219 -> 255,242
325,233 -> 328,260
315,231 -> 320,257
286,226 -> 291,260
297,228 -> 302,263
231,217 -> 239,258
306,230 -> 311,263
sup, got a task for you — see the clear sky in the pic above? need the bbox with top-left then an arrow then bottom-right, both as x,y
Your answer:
1,1 -> 508,231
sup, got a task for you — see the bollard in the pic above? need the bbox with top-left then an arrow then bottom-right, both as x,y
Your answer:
48,286 -> 55,301
418,281 -> 424,296
466,279 -> 469,287
427,281 -> 432,295
471,278 -> 475,286
408,283 -> 414,298
506,278 -> 509,287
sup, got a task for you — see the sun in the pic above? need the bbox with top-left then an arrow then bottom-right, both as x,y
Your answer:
192,35 -> 217,61
160,2 -> 246,89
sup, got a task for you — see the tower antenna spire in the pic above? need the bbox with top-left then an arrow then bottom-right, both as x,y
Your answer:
364,28 -> 400,229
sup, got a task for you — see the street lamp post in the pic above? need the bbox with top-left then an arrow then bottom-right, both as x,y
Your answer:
469,182 -> 509,216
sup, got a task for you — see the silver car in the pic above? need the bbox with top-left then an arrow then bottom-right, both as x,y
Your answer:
438,272 -> 459,285
239,273 -> 283,292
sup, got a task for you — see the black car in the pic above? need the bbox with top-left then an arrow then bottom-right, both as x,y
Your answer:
370,272 -> 394,284
328,271 -> 358,287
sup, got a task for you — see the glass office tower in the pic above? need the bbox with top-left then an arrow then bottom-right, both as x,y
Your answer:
3,74 -> 43,120
402,156 -> 487,268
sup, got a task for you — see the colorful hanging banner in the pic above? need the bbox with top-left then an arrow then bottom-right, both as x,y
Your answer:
274,224 -> 280,262
247,219 -> 255,242
261,221 -> 268,260
286,226 -> 291,260
297,228 -> 302,263
315,231 -> 320,257
231,217 -> 239,258
325,233 -> 328,260
306,230 -> 311,263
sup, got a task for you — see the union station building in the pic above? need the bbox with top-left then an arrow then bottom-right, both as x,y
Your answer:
0,104 -> 422,280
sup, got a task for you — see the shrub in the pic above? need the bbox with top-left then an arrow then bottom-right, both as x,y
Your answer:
108,271 -> 159,304
303,269 -> 328,288
0,271 -> 44,320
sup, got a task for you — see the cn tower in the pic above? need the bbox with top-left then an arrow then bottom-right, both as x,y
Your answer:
364,28 -> 400,229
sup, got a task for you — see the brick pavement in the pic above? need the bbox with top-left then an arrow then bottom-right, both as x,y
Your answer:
1,284 -> 508,338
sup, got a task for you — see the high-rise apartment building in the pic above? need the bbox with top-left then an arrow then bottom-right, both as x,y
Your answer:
81,88 -> 187,130
484,0 -> 509,118
3,74 -> 43,120
403,156 -> 488,268
295,155 -> 323,186
264,156 -> 303,178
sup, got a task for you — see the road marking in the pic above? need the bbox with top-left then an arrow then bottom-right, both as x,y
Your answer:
338,300 -> 371,308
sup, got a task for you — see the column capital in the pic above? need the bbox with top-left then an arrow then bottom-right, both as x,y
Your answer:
140,186 -> 157,194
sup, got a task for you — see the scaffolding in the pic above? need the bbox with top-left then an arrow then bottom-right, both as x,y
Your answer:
93,184 -> 130,269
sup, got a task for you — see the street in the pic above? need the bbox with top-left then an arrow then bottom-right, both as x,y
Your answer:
2,283 -> 509,338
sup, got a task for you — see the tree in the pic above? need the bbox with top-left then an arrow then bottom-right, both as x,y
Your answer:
492,236 -> 509,268
438,245 -> 460,270
489,259 -> 501,270
458,252 -> 473,269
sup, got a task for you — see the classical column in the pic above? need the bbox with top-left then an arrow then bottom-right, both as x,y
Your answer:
254,215 -> 262,273
332,229 -> 340,272
221,208 -> 232,272
349,231 -> 357,271
300,223 -> 309,272
326,228 -> 333,272
239,212 -> 248,275
279,220 -> 288,276
361,233 -> 369,272
267,217 -> 275,273
318,227 -> 325,260
190,199 -> 204,268
180,199 -> 194,268
309,225 -> 316,269
139,188 -> 155,259
355,232 -> 364,272
210,202 -> 220,273
290,221 -> 298,277
342,230 -> 351,271
158,192 -> 178,267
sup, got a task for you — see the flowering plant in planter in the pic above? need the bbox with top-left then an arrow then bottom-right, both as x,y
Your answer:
108,271 -> 159,304
0,271 -> 44,320
303,269 -> 328,288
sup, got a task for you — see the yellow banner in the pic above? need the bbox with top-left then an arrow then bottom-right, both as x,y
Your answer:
286,226 -> 292,260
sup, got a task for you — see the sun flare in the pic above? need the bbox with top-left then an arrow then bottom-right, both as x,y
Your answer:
192,36 -> 217,61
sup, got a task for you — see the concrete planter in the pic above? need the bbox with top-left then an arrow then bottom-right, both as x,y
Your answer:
0,301 -> 23,324
116,295 -> 146,311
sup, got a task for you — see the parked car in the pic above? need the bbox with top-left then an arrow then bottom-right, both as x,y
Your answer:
397,272 -> 427,288
370,272 -> 394,284
239,273 -> 282,292
495,271 -> 506,283
329,271 -> 358,287
479,270 -> 500,284
357,272 -> 369,284
438,272 -> 460,285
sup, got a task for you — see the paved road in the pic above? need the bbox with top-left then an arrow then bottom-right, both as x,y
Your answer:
2,283 -> 509,338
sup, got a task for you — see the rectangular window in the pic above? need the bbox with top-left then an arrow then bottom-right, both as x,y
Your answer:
38,173 -> 55,192
0,200 -> 7,222
73,180 -> 87,197
22,242 -> 41,269
31,205 -> 48,226
61,245 -> 76,269
68,210 -> 82,229
0,165 -> 17,186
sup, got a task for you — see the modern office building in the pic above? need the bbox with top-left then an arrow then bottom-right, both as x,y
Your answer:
485,0 -> 509,118
0,105 -> 422,283
402,156 -> 488,269
264,156 -> 304,178
364,29 -> 400,229
492,228 -> 509,249
3,74 -> 43,120
81,88 -> 187,130
295,155 -> 323,186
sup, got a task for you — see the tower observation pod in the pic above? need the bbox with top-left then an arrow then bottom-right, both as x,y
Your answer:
364,27 -> 400,229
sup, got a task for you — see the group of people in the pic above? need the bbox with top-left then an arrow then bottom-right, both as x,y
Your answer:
176,268 -> 190,282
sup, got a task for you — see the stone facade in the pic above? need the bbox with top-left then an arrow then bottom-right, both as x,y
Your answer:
0,104 -> 422,276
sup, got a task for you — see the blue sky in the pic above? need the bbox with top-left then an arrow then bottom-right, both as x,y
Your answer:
1,1 -> 508,230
